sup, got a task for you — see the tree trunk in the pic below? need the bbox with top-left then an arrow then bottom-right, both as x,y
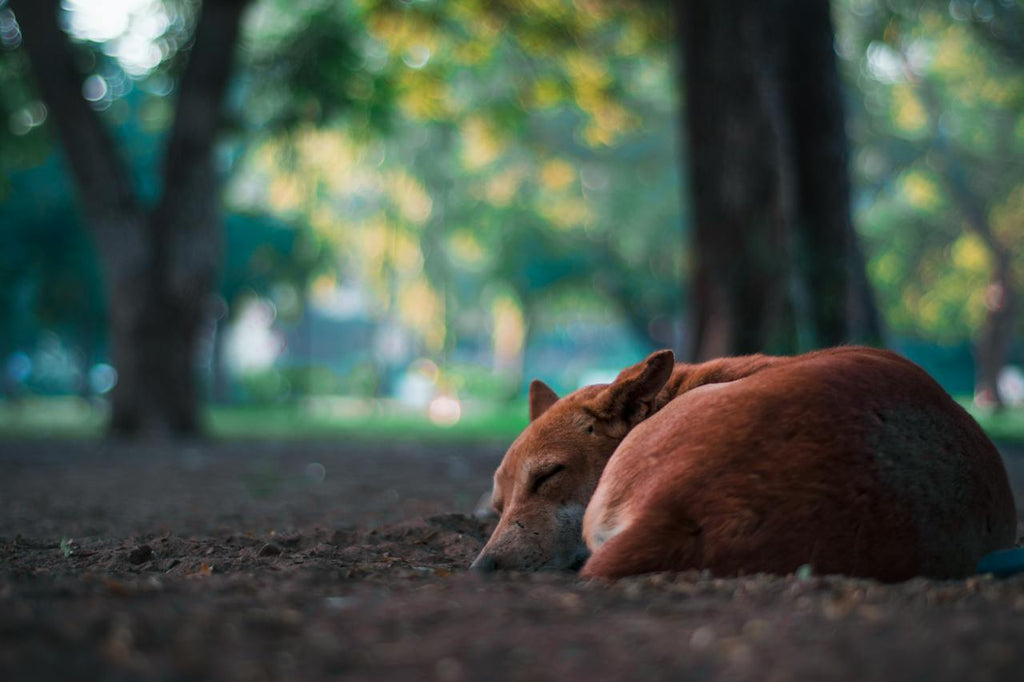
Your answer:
782,0 -> 884,347
107,267 -> 205,433
944,170 -> 1015,409
678,0 -> 795,360
677,0 -> 881,360
941,157 -> 1015,409
13,0 -> 249,437
976,260 -> 1015,409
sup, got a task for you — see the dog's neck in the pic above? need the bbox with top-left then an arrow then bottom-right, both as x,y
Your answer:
652,354 -> 782,413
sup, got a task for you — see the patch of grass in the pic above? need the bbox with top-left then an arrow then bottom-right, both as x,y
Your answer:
205,402 -> 528,442
0,398 -> 105,438
0,397 -> 528,442
961,400 -> 1024,445
4,396 -> 1024,445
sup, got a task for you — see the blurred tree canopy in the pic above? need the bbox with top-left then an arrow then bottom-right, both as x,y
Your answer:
231,0 -> 683,368
839,0 -> 1024,404
1,0 -> 1023,434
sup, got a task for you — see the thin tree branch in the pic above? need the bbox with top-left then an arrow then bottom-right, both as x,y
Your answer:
11,0 -> 138,222
156,0 -> 250,218
154,0 -> 250,299
914,77 -> 1007,263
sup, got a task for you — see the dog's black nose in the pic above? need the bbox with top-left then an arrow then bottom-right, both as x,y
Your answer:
470,553 -> 498,573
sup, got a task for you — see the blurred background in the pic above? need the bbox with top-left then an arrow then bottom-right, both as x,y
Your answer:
0,0 -> 1022,440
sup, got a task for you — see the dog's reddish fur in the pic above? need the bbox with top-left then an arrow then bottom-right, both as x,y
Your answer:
473,347 -> 1017,580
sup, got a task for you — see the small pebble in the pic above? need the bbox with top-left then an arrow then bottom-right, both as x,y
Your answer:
258,543 -> 283,557
324,596 -> 359,610
127,545 -> 154,565
690,625 -> 715,650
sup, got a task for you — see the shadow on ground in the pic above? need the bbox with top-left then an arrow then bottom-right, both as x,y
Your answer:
2,440 -> 1024,681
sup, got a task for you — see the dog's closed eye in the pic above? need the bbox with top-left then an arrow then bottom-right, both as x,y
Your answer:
531,464 -> 566,493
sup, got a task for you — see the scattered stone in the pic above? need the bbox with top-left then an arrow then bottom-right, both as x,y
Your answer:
258,543 -> 283,557
690,625 -> 715,650
3,441 -> 1023,682
127,545 -> 154,565
324,596 -> 359,610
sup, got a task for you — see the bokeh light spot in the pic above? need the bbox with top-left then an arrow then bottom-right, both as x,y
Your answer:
428,395 -> 461,428
82,74 -> 109,102
305,462 -> 327,484
88,363 -> 118,395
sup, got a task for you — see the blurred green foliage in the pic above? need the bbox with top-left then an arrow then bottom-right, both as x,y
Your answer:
839,0 -> 1024,343
2,0 -> 1023,413
227,0 -> 684,368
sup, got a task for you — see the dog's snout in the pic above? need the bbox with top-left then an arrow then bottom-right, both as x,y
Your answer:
470,553 -> 499,573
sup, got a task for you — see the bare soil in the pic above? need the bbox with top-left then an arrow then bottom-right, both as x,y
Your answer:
2,438 -> 1024,682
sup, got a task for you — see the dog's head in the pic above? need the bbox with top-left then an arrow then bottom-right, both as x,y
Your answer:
470,350 -> 675,572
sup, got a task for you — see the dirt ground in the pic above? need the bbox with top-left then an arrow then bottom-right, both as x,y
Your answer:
2,438 -> 1024,682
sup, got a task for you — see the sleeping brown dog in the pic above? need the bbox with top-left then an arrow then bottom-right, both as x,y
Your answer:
471,347 -> 1016,581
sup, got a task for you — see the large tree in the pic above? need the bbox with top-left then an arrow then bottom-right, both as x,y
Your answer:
678,0 -> 882,360
12,0 -> 250,436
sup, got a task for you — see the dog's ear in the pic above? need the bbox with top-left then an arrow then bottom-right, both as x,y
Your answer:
529,379 -> 560,421
589,349 -> 674,432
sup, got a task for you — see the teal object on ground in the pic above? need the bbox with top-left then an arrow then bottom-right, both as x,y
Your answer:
976,548 -> 1024,577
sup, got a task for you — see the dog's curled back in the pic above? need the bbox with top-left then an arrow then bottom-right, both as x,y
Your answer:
472,347 -> 1017,581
